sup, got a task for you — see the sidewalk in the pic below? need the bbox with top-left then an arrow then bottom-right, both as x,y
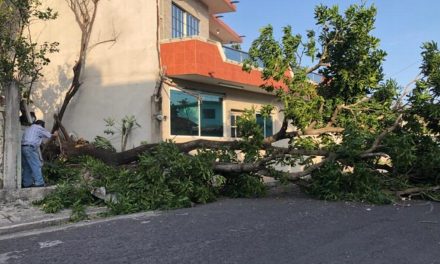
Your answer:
0,199 -> 107,236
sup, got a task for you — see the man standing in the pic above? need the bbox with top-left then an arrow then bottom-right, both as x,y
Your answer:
21,120 -> 57,188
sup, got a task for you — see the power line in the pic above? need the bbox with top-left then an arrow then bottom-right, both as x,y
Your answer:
389,61 -> 420,77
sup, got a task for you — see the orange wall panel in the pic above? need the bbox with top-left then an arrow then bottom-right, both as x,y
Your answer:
161,40 -> 285,89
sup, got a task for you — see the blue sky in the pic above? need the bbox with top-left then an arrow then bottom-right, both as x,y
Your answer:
222,0 -> 440,87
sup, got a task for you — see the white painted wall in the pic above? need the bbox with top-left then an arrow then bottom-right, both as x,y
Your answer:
31,0 -> 160,150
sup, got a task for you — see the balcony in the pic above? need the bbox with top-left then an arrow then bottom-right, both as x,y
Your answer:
209,15 -> 242,44
200,0 -> 236,14
160,38 -> 285,91
223,47 -> 322,83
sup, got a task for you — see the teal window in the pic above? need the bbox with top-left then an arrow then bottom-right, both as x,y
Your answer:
256,114 -> 273,137
172,4 -> 199,38
231,113 -> 273,138
170,90 -> 223,137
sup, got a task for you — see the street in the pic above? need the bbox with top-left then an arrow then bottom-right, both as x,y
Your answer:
1,191 -> 440,264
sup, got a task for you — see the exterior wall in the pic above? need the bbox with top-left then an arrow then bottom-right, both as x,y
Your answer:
209,33 -> 223,43
161,79 -> 284,143
31,0 -> 160,149
161,0 -> 210,40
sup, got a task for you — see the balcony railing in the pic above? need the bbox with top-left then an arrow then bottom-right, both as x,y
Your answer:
223,46 -> 249,63
222,45 -> 323,83
222,46 -> 264,68
307,73 -> 323,83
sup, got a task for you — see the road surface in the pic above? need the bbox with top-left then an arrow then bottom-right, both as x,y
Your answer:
1,191 -> 439,264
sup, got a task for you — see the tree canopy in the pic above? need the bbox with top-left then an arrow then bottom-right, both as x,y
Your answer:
239,3 -> 440,200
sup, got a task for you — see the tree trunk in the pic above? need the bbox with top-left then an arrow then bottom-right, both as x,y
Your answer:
61,139 -> 242,166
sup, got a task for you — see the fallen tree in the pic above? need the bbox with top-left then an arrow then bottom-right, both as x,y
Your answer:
43,3 -> 440,211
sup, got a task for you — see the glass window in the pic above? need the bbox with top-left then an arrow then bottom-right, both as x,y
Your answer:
230,114 -> 241,138
187,13 -> 199,36
172,4 -> 184,38
265,117 -> 273,137
170,90 -> 199,136
172,4 -> 199,38
232,113 -> 273,138
201,94 -> 223,137
256,114 -> 273,137
170,90 -> 223,137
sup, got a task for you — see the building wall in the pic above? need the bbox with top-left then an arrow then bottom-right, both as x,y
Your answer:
31,0 -> 160,150
161,79 -> 284,143
160,0 -> 210,40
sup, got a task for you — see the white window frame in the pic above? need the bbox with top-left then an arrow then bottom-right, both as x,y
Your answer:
172,3 -> 200,38
169,88 -> 225,138
230,111 -> 274,138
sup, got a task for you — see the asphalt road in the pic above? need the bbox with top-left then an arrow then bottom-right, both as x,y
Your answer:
1,190 -> 440,264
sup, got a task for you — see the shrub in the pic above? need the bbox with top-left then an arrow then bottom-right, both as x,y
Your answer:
222,173 -> 266,198
304,163 -> 393,204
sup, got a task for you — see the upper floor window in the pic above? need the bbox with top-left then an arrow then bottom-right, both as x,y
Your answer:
172,4 -> 200,38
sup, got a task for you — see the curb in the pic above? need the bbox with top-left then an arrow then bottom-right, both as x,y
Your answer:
0,186 -> 56,203
0,207 -> 107,236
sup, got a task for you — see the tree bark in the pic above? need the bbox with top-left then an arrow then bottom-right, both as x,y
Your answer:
62,139 -> 243,165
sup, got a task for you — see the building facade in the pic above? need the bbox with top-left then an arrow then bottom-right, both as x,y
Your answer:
31,0 -> 284,149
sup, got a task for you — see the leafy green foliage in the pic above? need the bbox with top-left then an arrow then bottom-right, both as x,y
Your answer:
236,108 -> 264,162
242,3 -> 440,203
36,180 -> 95,214
385,133 -> 440,184
305,163 -> 392,204
315,4 -> 386,102
92,136 -> 116,152
222,173 -> 266,198
42,159 -> 81,185
0,0 -> 58,92
407,42 -> 440,136
37,142 -> 268,216
100,143 -> 219,214
103,115 -> 141,151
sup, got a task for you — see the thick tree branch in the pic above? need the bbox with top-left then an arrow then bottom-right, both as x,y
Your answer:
392,74 -> 421,110
306,43 -> 330,74
262,118 -> 290,145
268,146 -> 330,157
286,153 -> 336,182
359,152 -> 389,158
306,62 -> 330,75
303,126 -> 344,135
327,97 -> 370,127
53,0 -> 100,132
213,162 -> 263,173
363,114 -> 403,154
395,186 -> 440,199
53,113 -> 73,142
62,139 -> 243,165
